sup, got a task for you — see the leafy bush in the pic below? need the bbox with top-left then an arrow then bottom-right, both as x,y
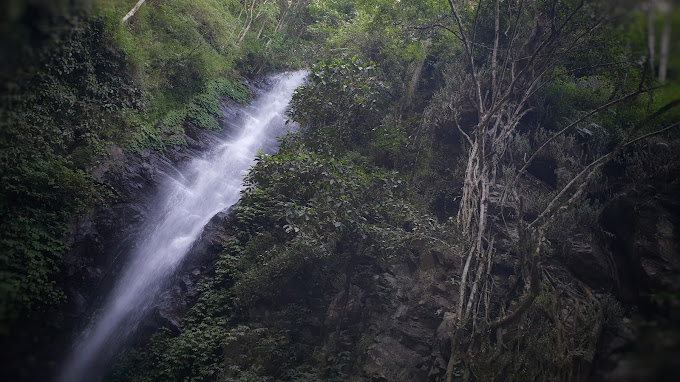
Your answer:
290,57 -> 388,146
127,77 -> 252,153
185,78 -> 252,131
0,15 -> 141,331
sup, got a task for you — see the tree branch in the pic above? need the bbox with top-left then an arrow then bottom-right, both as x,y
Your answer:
447,0 -> 485,114
122,0 -> 147,23
506,87 -> 658,198
623,122 -> 679,147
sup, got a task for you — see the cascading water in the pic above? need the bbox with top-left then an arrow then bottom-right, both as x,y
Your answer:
57,71 -> 307,382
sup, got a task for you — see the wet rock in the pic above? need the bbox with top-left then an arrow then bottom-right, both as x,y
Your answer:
419,250 -> 438,271
155,287 -> 186,334
596,319 -> 680,382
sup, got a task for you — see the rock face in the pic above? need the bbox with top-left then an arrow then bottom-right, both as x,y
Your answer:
146,207 -> 236,335
601,191 -> 680,303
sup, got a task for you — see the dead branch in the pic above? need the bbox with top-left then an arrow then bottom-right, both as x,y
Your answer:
122,0 -> 147,23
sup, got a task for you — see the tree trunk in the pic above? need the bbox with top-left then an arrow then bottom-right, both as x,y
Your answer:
274,0 -> 292,34
659,2 -> 672,83
122,0 -> 147,23
406,39 -> 431,107
238,1 -> 256,44
256,22 -> 266,39
647,0 -> 657,77
239,20 -> 253,44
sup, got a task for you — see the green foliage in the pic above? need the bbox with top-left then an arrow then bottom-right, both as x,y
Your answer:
534,77 -> 613,132
112,132 -> 444,379
1,16 -> 144,160
127,77 -> 252,153
111,317 -> 230,382
290,57 -> 388,146
232,145 -> 411,301
126,123 -> 165,153
97,0 -> 256,151
367,123 -> 408,166
0,159 -> 99,331
97,0 -> 239,101
95,0 -> 306,119
184,78 -> 252,131
0,15 -> 141,331
306,0 -> 444,69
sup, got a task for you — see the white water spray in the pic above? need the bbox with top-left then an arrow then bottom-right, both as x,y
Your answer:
57,71 -> 307,382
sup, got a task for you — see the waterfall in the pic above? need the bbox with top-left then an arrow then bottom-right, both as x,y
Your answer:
57,71 -> 307,382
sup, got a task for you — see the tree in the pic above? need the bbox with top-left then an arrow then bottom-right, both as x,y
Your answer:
237,0 -> 278,44
437,0 -> 679,380
290,57 -> 388,147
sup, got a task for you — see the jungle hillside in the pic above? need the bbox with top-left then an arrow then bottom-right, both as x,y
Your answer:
1,0 -> 680,381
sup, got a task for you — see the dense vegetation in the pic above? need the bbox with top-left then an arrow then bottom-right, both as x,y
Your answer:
0,0 -> 303,333
1,0 -> 679,381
